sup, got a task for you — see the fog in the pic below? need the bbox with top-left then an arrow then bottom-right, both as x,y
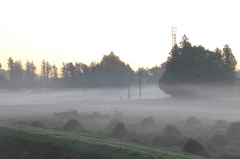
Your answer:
0,84 -> 240,123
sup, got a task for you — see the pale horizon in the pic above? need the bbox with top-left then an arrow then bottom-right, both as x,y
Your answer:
1,0 -> 240,73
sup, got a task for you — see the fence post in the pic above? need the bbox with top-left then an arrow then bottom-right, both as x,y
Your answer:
156,148 -> 159,159
106,139 -> 108,146
66,132 -> 68,140
120,140 -> 122,150
136,144 -> 139,154
78,133 -> 81,141
178,151 -> 180,159
91,137 -> 94,144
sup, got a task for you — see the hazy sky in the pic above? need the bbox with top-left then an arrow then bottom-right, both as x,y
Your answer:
0,0 -> 239,73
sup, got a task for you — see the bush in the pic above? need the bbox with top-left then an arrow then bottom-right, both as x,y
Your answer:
152,135 -> 173,147
152,135 -> 182,147
163,124 -> 181,136
106,118 -> 120,130
183,138 -> 211,158
211,133 -> 229,146
30,120 -> 45,128
112,122 -> 126,138
140,117 -> 155,126
53,109 -> 80,120
185,116 -> 201,128
63,119 -> 81,132
214,119 -> 229,129
218,153 -> 240,159
16,121 -> 27,125
226,121 -> 240,141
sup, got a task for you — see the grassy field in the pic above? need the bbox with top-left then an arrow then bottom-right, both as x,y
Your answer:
1,87 -> 240,158
0,123 -> 207,159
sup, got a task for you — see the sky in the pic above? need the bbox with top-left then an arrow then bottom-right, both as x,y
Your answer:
0,0 -> 240,73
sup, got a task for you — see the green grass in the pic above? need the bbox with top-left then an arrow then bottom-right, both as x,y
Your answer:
0,123 -> 207,159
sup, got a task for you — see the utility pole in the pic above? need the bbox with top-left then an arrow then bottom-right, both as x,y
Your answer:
128,81 -> 130,100
172,26 -> 177,47
139,70 -> 141,100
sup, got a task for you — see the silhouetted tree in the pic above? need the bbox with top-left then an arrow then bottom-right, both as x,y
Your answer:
148,65 -> 164,83
0,64 -> 6,88
41,60 -> 46,81
100,51 -> 134,87
222,44 -> 237,84
46,61 -> 52,82
24,60 -> 36,88
51,64 -> 58,80
7,57 -> 23,89
8,57 -> 15,82
61,62 -> 77,87
159,35 -> 237,96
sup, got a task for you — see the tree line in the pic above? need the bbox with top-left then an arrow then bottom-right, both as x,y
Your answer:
159,35 -> 237,96
0,51 -> 164,89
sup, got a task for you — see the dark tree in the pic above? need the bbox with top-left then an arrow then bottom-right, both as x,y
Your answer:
88,52 -> 134,87
159,35 -> 237,96
8,57 -> 15,82
148,65 -> 164,83
41,60 -> 52,87
221,44 -> 237,84
100,51 -> 134,87
24,60 -> 36,88
7,57 -> 23,89
51,64 -> 58,80
41,60 -> 46,81
61,62 -> 77,87
46,61 -> 52,81
112,122 -> 126,138
0,64 -> 6,88
184,138 -> 211,157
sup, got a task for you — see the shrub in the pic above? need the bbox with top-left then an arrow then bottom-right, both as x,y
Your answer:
140,117 -> 155,126
214,119 -> 229,129
226,121 -> 240,141
63,119 -> 81,132
206,143 -> 216,152
152,135 -> 173,147
152,124 -> 182,147
218,153 -> 240,159
183,138 -> 211,158
106,118 -> 120,130
211,133 -> 229,146
112,122 -> 126,138
30,120 -> 45,128
152,134 -> 182,147
163,124 -> 181,136
53,109 -> 80,120
16,121 -> 27,125
185,116 -> 201,128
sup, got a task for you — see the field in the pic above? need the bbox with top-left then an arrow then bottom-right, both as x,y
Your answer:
1,85 -> 240,158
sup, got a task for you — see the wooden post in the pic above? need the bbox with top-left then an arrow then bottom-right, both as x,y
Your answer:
120,140 -> 122,150
156,148 -> 159,159
139,71 -> 141,99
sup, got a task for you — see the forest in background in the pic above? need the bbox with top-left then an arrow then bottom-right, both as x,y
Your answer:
0,34 -> 238,96
0,51 -> 165,89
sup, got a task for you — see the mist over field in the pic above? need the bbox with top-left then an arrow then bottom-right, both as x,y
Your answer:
1,84 -> 239,123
